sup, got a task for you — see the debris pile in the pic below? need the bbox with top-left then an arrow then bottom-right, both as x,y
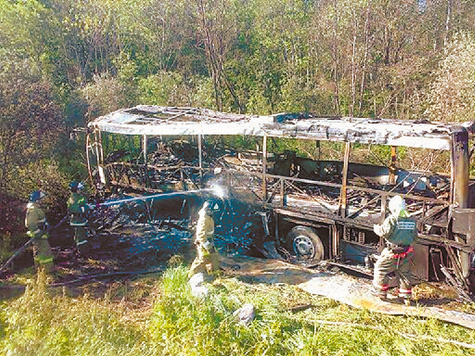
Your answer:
82,191 -> 267,271
105,139 -> 452,223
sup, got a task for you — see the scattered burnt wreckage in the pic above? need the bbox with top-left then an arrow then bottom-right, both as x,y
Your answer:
87,105 -> 475,299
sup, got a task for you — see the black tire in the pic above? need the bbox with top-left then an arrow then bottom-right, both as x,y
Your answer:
288,226 -> 324,267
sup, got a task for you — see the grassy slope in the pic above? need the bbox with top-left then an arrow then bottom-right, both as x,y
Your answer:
1,267 -> 475,356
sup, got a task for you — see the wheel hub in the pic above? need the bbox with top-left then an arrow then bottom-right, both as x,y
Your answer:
293,235 -> 315,258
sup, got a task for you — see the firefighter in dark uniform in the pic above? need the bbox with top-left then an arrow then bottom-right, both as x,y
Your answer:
373,195 -> 417,305
189,200 -> 219,277
25,190 -> 55,274
67,181 -> 90,256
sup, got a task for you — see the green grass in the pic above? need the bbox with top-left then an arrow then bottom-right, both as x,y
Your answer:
1,267 -> 475,355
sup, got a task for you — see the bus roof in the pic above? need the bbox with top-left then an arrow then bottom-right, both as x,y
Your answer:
88,105 -> 474,150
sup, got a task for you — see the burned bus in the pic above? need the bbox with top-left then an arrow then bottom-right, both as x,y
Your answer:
87,106 -> 475,297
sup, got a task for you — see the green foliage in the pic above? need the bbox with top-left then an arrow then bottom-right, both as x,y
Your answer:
1,0 -> 474,121
0,58 -> 65,193
139,72 -> 183,106
100,133 -> 143,164
148,267 -> 475,356
80,71 -> 135,120
191,76 -> 216,108
0,0 -> 51,59
5,160 -> 69,209
2,0 -> 475,198
0,266 -> 474,355
426,32 -> 475,123
0,271 -> 151,356
138,72 -> 214,108
150,266 -> 314,355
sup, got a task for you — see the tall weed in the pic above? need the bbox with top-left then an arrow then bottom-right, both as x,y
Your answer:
0,271 -> 152,356
1,267 -> 475,356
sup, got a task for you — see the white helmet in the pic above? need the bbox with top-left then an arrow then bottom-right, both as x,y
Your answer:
199,200 -> 210,216
388,195 -> 406,215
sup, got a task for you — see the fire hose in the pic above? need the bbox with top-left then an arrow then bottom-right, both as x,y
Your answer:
90,186 -> 225,209
0,185 -> 226,276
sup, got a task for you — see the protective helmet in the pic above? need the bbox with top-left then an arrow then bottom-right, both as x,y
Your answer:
29,190 -> 46,202
70,181 -> 84,192
388,195 -> 406,216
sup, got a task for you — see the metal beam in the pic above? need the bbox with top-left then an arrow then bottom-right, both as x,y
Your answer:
339,142 -> 351,217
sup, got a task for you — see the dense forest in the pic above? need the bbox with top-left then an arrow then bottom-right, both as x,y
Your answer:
2,3 -> 475,354
1,0 -> 475,218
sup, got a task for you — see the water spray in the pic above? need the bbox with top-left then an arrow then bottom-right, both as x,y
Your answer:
210,184 -> 226,199
91,185 -> 228,209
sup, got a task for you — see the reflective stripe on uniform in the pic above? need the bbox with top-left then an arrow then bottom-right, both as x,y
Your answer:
27,229 -> 48,239
27,230 -> 40,237
396,221 -> 416,230
38,257 -> 54,264
70,222 -> 87,226
76,240 -> 88,246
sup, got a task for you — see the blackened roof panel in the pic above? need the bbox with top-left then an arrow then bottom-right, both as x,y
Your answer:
88,106 -> 474,150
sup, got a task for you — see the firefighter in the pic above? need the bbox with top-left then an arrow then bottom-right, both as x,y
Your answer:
67,181 -> 90,257
25,190 -> 55,274
373,195 -> 417,305
189,200 -> 219,277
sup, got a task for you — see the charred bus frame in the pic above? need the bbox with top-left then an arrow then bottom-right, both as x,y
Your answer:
87,106 -> 475,297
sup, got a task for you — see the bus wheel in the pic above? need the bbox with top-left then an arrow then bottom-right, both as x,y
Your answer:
288,226 -> 324,267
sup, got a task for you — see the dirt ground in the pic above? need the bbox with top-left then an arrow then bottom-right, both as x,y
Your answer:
219,255 -> 475,329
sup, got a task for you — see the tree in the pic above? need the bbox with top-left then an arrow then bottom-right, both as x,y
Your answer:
426,32 -> 475,123
192,0 -> 242,111
0,59 -> 64,194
